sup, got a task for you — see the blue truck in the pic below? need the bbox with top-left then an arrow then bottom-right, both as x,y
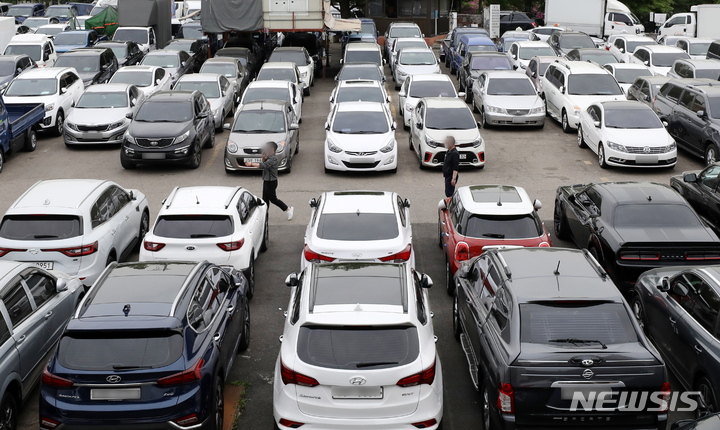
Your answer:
0,97 -> 45,173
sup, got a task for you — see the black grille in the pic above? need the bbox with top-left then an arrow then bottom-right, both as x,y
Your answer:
342,161 -> 380,169
433,151 -> 478,164
243,147 -> 262,154
136,138 -> 174,148
77,124 -> 109,132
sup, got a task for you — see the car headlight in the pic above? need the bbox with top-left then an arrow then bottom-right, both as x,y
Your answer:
65,122 -> 78,131
426,138 -> 442,148
573,106 -> 581,116
175,130 -> 190,144
124,132 -> 136,144
327,139 -> 342,153
486,105 -> 506,114
107,119 -> 125,130
529,106 -> 545,114
276,140 -> 286,153
227,141 -> 238,153
379,139 -> 395,153
607,141 -> 627,152
405,103 -> 414,112
45,103 -> 54,112
665,141 -> 676,152
470,137 -> 482,148
83,79 -> 93,87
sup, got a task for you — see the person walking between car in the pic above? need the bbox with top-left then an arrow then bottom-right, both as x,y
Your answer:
443,136 -> 459,200
245,142 -> 294,220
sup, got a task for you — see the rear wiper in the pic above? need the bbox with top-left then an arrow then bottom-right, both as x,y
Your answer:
33,234 -> 58,239
112,365 -> 153,370
190,233 -> 216,238
482,233 -> 505,238
356,361 -> 399,368
549,338 -> 607,349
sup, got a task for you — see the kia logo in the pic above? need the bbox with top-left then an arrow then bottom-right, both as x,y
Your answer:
186,246 -> 195,251
106,375 -> 122,384
150,141 -> 158,146
582,369 -> 594,380
349,376 -> 366,385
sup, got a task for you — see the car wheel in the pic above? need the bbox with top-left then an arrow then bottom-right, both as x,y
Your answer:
0,149 -> 4,174
260,215 -> 269,252
481,379 -> 494,430
212,376 -> 224,430
450,64 -> 456,75
561,109 -> 571,133
205,126 -> 215,149
244,256 -> 255,299
452,293 -> 461,341
631,295 -> 645,332
188,141 -> 202,169
54,111 -> 64,137
598,143 -> 608,169
445,257 -> 456,296
481,108 -> 490,129
437,218 -> 443,249
120,152 -> 136,169
395,82 -> 400,90
0,392 -> 18,430
705,145 -> 717,166
577,125 -> 586,148
237,299 -> 250,353
24,128 -> 37,152
295,136 -> 300,154
215,113 -> 224,131
696,377 -> 718,418
464,88 -> 472,104
553,200 -> 570,240
303,87 -> 310,96
137,210 -> 149,251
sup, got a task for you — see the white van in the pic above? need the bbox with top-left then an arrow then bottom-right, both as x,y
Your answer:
3,34 -> 56,67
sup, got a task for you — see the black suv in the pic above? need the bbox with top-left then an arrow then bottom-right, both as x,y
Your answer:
499,11 -> 536,34
453,247 -> 668,430
54,47 -> 118,87
121,91 -> 215,169
548,31 -> 597,56
39,261 -> 251,430
458,52 -> 512,96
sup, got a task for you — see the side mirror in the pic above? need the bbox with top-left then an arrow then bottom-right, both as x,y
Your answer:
340,59 -> 344,64
593,120 -> 601,128
619,48 -> 625,53
684,173 -> 697,183
458,91 -> 466,98
391,121 -> 397,130
16,67 -> 21,74
416,122 -> 423,130
129,190 -> 136,200
156,79 -> 161,85
285,273 -> 298,287
697,110 -> 706,118
398,90 -> 406,97
55,278 -> 67,292
643,60 -> 649,66
383,58 -> 386,65
289,123 -> 299,130
404,198 -> 411,208
662,120 -> 669,127
70,101 -> 75,107
420,273 -> 433,289
222,90 -> 226,97
455,263 -> 471,279
255,197 -> 265,206
324,121 -> 330,131
130,98 -> 137,106
533,199 -> 542,210
181,61 -> 187,67
559,85 -> 565,94
658,276 -> 671,292
125,112 -> 133,119
512,54 -> 517,60
223,123 -> 231,130
60,86 -> 67,94
531,71 -> 537,78
309,198 -> 318,208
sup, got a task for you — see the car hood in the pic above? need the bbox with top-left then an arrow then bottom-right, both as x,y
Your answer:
327,131 -> 394,151
602,127 -> 673,147
397,64 -> 439,75
3,93 -> 58,105
424,127 -> 479,143
54,44 -> 84,53
128,120 -> 192,138
569,94 -> 623,110
68,107 -> 130,124
228,131 -> 285,148
77,71 -> 99,82
485,94 -> 542,109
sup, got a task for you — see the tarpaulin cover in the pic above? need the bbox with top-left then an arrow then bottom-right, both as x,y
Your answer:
85,6 -> 119,37
200,0 -> 262,33
323,0 -> 360,31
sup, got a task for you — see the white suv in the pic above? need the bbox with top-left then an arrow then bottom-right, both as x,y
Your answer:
274,262 -> 443,430
0,179 -> 149,287
541,60 -> 624,133
139,186 -> 267,293
608,35 -> 657,64
398,74 -> 460,129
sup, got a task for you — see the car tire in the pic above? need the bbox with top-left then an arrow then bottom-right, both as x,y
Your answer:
24,128 -> 37,152
577,125 -> 587,148
705,144 -> 717,166
553,200 -> 570,240
205,126 -> 215,149
295,136 -> 300,154
137,210 -> 149,252
106,252 -> 116,267
215,114 -> 224,132
0,392 -> 18,430
244,255 -> 255,299
54,111 -> 64,137
0,149 -> 4,174
481,379 -> 496,430
598,143 -> 608,169
237,299 -> 250,353
561,109 -> 571,133
464,88 -> 472,104
481,108 -> 490,129
188,141 -> 202,169
120,152 -> 136,169
390,167 -> 397,174
303,87 -> 310,96
452,294 -> 461,341
260,215 -> 269,253
445,256 -> 456,296
324,166 -> 331,174
395,82 -> 400,90
696,376 -> 718,418
211,376 -> 224,430
631,294 -> 646,332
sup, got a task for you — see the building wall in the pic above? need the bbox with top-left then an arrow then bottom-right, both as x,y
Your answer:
364,0 -> 450,36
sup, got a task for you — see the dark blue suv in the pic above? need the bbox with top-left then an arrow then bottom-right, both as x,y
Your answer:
39,261 -> 251,430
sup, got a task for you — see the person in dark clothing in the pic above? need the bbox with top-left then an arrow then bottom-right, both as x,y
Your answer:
245,141 -> 294,220
442,136 -> 459,199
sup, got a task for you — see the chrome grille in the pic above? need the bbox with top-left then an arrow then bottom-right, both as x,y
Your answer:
345,151 -> 377,156
243,147 -> 262,154
624,146 -> 668,154
507,109 -> 530,116
136,138 -> 174,148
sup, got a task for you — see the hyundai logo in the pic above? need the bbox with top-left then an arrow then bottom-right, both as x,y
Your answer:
581,359 -> 594,367
186,246 -> 195,251
582,369 -> 594,380
349,376 -> 366,385
352,252 -> 362,258
106,375 -> 122,384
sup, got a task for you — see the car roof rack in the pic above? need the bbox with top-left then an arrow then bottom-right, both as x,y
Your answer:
224,186 -> 243,209
582,249 -> 608,279
163,186 -> 180,209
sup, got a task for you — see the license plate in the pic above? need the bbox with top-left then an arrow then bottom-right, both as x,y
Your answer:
332,386 -> 383,399
459,153 -> 467,160
512,117 -> 526,123
91,388 -> 141,400
636,155 -> 658,164
142,153 -> 165,160
245,157 -> 262,163
85,132 -> 103,140
350,157 -> 371,163
32,262 -> 53,270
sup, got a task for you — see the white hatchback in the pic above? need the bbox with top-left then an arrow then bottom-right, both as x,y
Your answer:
109,65 -> 172,98
393,47 -> 440,89
398,74 -> 461,129
274,262 -> 443,430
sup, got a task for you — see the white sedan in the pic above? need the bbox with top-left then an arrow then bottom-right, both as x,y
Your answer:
393,48 -> 440,90
577,100 -> 677,169
302,190 -> 413,270
109,65 -> 172,98
324,102 -> 397,173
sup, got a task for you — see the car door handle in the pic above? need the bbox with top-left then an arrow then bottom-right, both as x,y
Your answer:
16,335 -> 25,344
125,215 -> 129,222
111,228 -> 116,235
44,311 -> 53,320
695,345 -> 703,354
669,317 -> 676,324
213,333 -> 221,342
227,305 -> 234,313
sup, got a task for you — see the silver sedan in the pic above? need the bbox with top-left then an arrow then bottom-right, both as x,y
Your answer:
174,73 -> 237,131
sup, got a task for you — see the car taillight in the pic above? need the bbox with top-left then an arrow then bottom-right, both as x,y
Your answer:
279,418 -> 305,428
42,241 -> 98,257
659,382 -> 671,412
619,252 -> 660,261
686,252 -> 720,261
143,241 -> 166,252
173,414 -> 199,427
217,239 -> 244,251
538,242 -> 550,247
412,419 -> 437,428
157,358 -> 204,386
42,369 -> 74,388
397,359 -> 436,387
498,383 -> 514,413
280,361 -> 319,387
39,417 -> 60,430
303,244 -> 335,263
455,242 -> 469,262
0,248 -> 24,258
379,244 -> 412,262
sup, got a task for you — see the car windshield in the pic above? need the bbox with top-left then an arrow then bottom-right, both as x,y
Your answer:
463,214 -> 542,239
627,40 -> 657,52
519,46 -> 555,60
426,107 -> 476,130
332,111 -> 388,134
487,78 -> 536,95
232,111 -> 286,133
174,81 -> 220,99
181,26 -> 203,39
468,45 -> 497,53
614,68 -> 652,83
142,54 -> 179,68
336,87 -> 384,103
470,56 -> 511,70
0,215 -> 81,240
614,204 -> 701,228
583,52 -> 618,65
339,66 -> 382,81
136,102 -> 192,122
46,6 -> 70,17
604,108 -> 662,128
77,91 -> 128,108
269,51 -> 306,65
58,332 -> 184,370
114,28 -> 148,44
5,78 -> 56,96
53,33 -> 88,46
201,63 -> 237,77
395,40 -> 426,52
8,5 -> 33,17
167,41 -> 195,53
154,215 -> 233,238
409,80 -> 455,98
297,326 -> 419,369
4,45 -> 40,61
708,97 -> 720,119
652,52 -> 690,67
399,51 -> 436,65
23,18 -> 48,28
56,55 -> 99,73
389,27 -> 421,38
345,50 -> 381,65
568,74 -> 622,95
361,22 -> 375,34
559,35 -> 595,49
36,27 -> 64,37
316,213 -> 399,240
110,71 -> 152,87
696,69 -> 720,80
99,45 -> 127,59
690,42 -> 711,56
0,60 -> 17,77
257,67 -> 296,82
520,302 -> 638,346
242,87 -> 290,104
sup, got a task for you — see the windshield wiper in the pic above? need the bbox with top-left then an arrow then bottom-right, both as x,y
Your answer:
349,130 -> 380,134
112,364 -> 153,370
237,129 -> 272,133
482,233 -> 505,238
356,361 -> 399,368
190,233 -> 216,238
33,234 -> 58,239
549,338 -> 607,349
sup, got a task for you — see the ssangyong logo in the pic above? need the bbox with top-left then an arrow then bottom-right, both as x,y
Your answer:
582,369 -> 594,380
106,375 -> 122,383
349,376 -> 366,386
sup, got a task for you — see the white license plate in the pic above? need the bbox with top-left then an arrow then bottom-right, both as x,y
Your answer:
91,388 -> 141,400
142,153 -> 165,160
245,157 -> 262,163
85,132 -> 103,140
332,386 -> 383,399
512,117 -> 526,123
636,155 -> 658,164
32,262 -> 53,270
459,153 -> 467,160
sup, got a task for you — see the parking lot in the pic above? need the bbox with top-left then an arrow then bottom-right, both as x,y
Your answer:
3,43 -> 704,429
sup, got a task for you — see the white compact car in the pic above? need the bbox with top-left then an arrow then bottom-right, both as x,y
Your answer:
113,26 -> 157,54
410,97 -> 484,168
602,63 -> 653,92
506,40 -> 557,70
239,80 -> 303,124
302,191 -> 413,270
608,35 -> 657,64
3,67 -> 83,136
399,74 -> 460,129
256,61 -> 303,91
109,65 -> 172,98
389,37 -> 429,72
0,179 -> 149,287
328,79 -> 389,110
274,262 -> 443,430
577,100 -> 677,169
472,70 -> 545,128
393,47 -> 440,89
140,186 -> 267,291
324,102 -> 397,173
629,45 -> 690,76
174,73 -> 237,130
268,47 -> 314,96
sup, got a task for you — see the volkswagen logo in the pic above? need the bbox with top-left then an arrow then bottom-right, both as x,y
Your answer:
352,252 -> 362,258
150,141 -> 158,146
349,376 -> 366,386
106,375 -> 122,384
582,369 -> 594,380
643,146 -> 651,154
185,246 -> 195,251
581,359 -> 594,367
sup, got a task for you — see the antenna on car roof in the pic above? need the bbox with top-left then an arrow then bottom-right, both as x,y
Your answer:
196,195 -> 199,205
553,260 -> 561,276
497,187 -> 502,206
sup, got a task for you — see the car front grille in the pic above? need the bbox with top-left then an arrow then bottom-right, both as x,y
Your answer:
342,161 -> 380,169
243,147 -> 262,154
506,109 -> 530,116
77,124 -> 110,132
345,151 -> 378,156
136,138 -> 174,148
624,146 -> 668,154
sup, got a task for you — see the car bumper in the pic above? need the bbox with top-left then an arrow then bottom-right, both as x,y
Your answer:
39,110 -> 59,129
122,141 -> 194,164
419,146 -> 485,168
484,111 -> 545,127
224,149 -> 292,172
64,125 -> 129,145
325,149 -> 397,172
604,147 -> 677,168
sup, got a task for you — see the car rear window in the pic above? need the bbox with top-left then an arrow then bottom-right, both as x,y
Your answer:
316,213 -> 398,241
520,302 -> 638,346
345,50 -> 381,65
58,332 -> 183,370
153,215 -> 234,239
409,81 -> 455,98
614,204 -> 701,228
0,215 -> 82,240
297,326 -> 419,369
338,66 -> 382,81
463,214 -> 542,239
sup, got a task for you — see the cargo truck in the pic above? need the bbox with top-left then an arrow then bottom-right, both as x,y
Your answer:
658,5 -> 720,39
544,0 -> 644,38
